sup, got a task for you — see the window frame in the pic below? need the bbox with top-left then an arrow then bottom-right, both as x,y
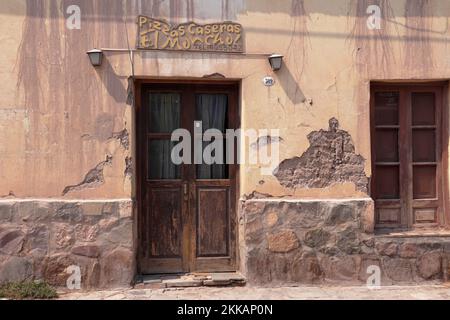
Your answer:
370,82 -> 449,230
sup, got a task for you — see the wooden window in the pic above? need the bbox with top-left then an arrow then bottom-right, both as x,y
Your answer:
370,84 -> 448,229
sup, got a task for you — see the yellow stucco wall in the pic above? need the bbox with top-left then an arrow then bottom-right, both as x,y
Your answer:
0,0 -> 449,200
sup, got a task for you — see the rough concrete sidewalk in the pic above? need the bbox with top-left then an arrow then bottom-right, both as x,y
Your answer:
59,284 -> 450,300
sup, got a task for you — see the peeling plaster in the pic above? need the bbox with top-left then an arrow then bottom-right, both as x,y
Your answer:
124,156 -> 133,177
274,118 -> 368,193
111,129 -> 130,150
0,191 -> 16,199
250,136 -> 284,150
62,155 -> 113,196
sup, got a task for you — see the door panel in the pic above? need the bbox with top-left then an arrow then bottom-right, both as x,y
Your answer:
192,181 -> 236,272
138,82 -> 238,274
149,188 -> 183,258
142,183 -> 186,274
196,188 -> 230,257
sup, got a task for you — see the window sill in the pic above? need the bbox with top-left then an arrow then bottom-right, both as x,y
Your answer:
375,228 -> 450,238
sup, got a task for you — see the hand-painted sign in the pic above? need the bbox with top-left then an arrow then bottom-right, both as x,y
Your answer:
137,16 -> 244,53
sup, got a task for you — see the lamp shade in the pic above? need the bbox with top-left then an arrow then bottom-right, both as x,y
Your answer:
268,54 -> 284,71
87,49 -> 103,67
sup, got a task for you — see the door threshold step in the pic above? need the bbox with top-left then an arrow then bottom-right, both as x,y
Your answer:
135,272 -> 246,289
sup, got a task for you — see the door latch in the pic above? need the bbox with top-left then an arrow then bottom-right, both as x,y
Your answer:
183,182 -> 189,201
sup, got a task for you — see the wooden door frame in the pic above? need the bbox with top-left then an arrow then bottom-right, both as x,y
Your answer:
134,78 -> 242,275
370,81 -> 449,230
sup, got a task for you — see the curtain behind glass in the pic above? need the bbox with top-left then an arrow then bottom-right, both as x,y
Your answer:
148,93 -> 181,179
148,140 -> 180,179
149,93 -> 180,133
196,94 -> 228,179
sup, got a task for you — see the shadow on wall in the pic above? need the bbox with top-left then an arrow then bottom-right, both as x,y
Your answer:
277,62 -> 306,105
95,53 -> 129,104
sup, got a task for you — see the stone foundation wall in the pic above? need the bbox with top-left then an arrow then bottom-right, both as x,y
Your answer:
2,197 -> 449,288
0,199 -> 135,289
242,198 -> 450,286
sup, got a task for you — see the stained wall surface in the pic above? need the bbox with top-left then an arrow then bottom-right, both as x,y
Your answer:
0,0 -> 449,200
0,0 -> 450,287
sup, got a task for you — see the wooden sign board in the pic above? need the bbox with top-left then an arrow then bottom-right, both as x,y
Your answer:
137,16 -> 244,53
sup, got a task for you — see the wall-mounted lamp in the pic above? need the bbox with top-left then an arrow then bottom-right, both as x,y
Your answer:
268,54 -> 284,71
87,49 -> 104,67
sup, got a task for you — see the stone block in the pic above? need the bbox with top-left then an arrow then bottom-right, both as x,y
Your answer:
304,229 -> 330,248
51,223 -> 74,249
376,242 -> 398,257
264,211 -> 279,228
100,248 -> 134,288
325,203 -> 356,226
359,200 -> 375,233
382,258 -> 414,282
82,203 -> 104,216
54,203 -> 83,223
119,201 -> 133,219
0,257 -> 33,284
98,217 -> 120,232
165,279 -> 203,287
243,201 -> 266,217
336,228 -> 361,254
320,255 -> 360,282
267,230 -> 300,253
0,228 -> 24,255
0,202 -> 14,222
290,253 -> 323,283
290,202 -> 324,229
72,244 -> 101,258
417,251 -> 442,280
100,220 -> 133,248
26,225 -> 49,253
14,201 -> 53,223
42,254 -> 77,287
74,224 -> 99,242
399,243 -> 419,258
102,202 -> 119,216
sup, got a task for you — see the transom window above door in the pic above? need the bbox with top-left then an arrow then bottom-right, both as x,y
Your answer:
370,83 -> 448,230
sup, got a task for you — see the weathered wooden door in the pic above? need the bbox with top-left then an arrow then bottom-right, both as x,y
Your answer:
137,82 -> 238,274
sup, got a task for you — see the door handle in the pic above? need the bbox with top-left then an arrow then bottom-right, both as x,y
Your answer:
183,182 -> 189,201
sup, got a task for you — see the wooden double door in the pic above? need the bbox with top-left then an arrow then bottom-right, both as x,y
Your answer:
137,82 -> 239,274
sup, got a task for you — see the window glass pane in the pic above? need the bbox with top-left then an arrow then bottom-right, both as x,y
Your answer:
375,166 -> 399,199
413,129 -> 436,162
413,165 -> 436,199
148,140 -> 180,180
149,93 -> 181,133
195,94 -> 228,133
375,92 -> 399,125
412,92 -> 435,126
375,129 -> 398,162
197,163 -> 228,180
196,94 -> 228,179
